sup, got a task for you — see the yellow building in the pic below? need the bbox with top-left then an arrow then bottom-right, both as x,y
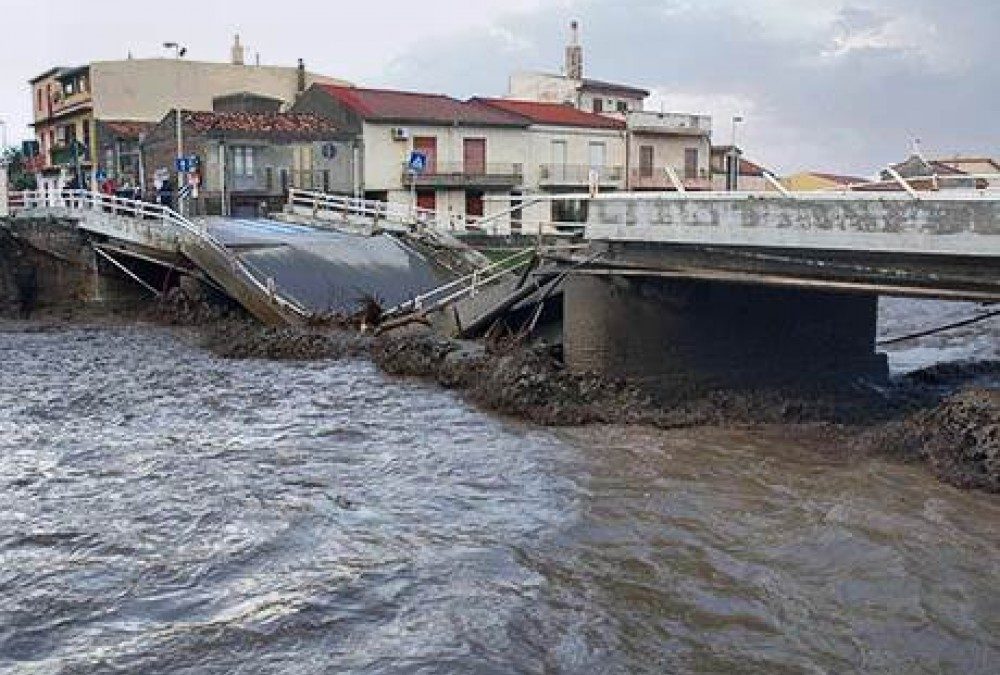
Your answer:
781,172 -> 869,192
29,36 -> 349,188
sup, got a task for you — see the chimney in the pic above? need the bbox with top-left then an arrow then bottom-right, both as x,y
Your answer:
297,58 -> 306,94
566,20 -> 583,80
231,34 -> 245,66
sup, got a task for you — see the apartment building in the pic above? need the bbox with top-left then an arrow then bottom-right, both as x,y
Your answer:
142,108 -> 353,217
473,98 -> 626,224
28,36 -> 349,190
291,84 -> 532,230
508,21 -> 712,192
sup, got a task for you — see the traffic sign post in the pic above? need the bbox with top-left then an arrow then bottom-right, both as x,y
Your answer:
407,151 -> 428,229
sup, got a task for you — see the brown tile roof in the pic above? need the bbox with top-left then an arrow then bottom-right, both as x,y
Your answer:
314,85 -> 528,127
473,98 -> 626,130
738,158 -> 767,177
810,172 -> 870,185
101,120 -> 155,140
181,111 -> 341,137
933,157 -> 1000,172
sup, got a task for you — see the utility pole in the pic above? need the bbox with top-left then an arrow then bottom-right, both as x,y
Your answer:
0,119 -> 8,218
164,42 -> 186,212
729,115 -> 744,191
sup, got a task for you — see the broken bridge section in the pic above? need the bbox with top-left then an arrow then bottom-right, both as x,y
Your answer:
561,191 -> 1000,387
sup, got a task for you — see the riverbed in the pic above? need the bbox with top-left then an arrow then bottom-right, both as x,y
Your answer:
1,301 -> 998,673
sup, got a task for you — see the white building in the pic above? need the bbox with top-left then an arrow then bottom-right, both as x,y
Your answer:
508,21 -> 713,191
292,85 -> 630,232
291,84 -> 532,231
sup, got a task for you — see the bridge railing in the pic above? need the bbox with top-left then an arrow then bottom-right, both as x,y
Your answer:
382,247 -> 539,320
10,189 -> 311,322
382,242 -> 588,320
286,188 -> 565,236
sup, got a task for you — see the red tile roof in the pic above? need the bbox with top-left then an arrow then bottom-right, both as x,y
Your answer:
315,85 -> 528,127
473,98 -> 626,130
101,119 -> 155,140
181,111 -> 341,137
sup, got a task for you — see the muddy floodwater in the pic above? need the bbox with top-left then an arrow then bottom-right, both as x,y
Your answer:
1,301 -> 999,673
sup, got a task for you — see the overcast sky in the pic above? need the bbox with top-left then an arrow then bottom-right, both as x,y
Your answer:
1,0 -> 996,175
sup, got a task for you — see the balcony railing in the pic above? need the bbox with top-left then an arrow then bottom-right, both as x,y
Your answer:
538,164 -> 625,186
401,162 -> 523,188
49,142 -> 90,167
629,168 -> 711,191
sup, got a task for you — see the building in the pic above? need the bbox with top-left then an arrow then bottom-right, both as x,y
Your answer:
28,36 -> 349,190
921,156 -> 999,188
291,84 -> 533,231
710,146 -> 771,191
507,21 -> 712,192
781,172 -> 870,192
880,155 -> 986,190
473,97 -> 627,224
141,109 -> 353,217
508,22 -> 648,114
626,112 -> 712,190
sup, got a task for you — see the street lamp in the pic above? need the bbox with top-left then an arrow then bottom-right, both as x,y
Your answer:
164,42 -> 187,211
729,115 -> 744,191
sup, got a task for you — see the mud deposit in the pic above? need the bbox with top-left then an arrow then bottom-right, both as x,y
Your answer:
371,331 -> 1000,493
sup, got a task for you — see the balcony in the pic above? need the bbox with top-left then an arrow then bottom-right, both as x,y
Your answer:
629,168 -> 711,191
538,164 -> 625,187
627,111 -> 712,136
401,162 -> 524,188
49,142 -> 90,167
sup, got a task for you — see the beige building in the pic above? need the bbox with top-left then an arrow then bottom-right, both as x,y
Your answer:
28,36 -> 348,190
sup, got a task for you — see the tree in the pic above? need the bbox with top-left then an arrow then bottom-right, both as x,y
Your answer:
2,146 -> 38,191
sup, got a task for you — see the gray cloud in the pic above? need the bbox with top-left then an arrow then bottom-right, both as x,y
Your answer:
379,0 -> 1000,174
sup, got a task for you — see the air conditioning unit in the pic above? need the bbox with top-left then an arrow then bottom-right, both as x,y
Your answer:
391,127 -> 410,141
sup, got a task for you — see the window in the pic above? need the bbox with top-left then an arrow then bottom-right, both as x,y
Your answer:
64,80 -> 75,96
588,142 -> 606,170
232,146 -> 254,177
684,147 -> 699,180
36,89 -> 42,111
463,138 -> 486,175
592,98 -> 603,114
551,198 -> 588,223
465,190 -> 484,218
639,145 -> 654,177
616,100 -> 629,113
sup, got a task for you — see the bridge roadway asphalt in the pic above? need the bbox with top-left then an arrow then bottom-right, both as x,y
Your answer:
197,217 -> 453,316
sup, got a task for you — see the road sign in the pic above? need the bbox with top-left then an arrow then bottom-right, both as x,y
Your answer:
95,169 -> 108,182
408,151 -> 428,175
175,155 -> 199,173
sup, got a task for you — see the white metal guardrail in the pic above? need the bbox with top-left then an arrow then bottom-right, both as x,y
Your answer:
382,243 -> 588,320
9,189 -> 310,321
286,188 -> 563,236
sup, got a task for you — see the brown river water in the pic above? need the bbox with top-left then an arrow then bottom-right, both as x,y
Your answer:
0,299 -> 998,673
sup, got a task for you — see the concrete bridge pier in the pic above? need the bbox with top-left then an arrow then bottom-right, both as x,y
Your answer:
563,274 -> 888,388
